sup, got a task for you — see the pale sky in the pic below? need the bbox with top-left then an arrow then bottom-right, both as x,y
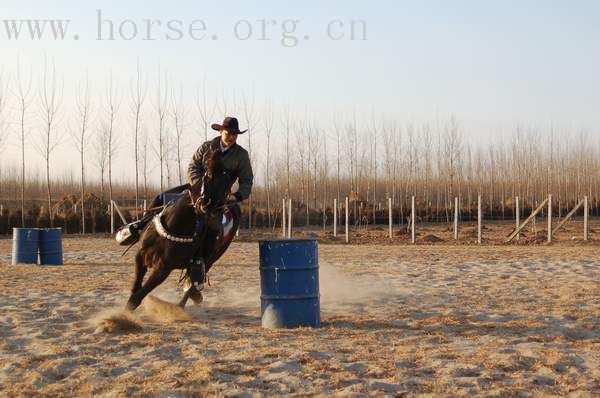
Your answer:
1,0 -> 599,186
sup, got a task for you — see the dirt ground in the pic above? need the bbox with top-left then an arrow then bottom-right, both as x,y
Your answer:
0,235 -> 599,397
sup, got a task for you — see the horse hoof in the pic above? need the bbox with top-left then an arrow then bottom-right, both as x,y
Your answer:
188,288 -> 204,305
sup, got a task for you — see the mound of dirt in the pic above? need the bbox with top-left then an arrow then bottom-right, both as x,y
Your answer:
421,234 -> 444,243
142,295 -> 192,322
94,311 -> 142,334
521,234 -> 548,244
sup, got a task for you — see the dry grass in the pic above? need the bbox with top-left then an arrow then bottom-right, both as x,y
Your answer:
0,237 -> 599,396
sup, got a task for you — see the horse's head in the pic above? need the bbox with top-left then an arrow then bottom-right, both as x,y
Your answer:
191,149 -> 232,216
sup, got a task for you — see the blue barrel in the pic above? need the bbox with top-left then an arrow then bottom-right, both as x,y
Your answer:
11,228 -> 40,264
259,239 -> 320,328
38,228 -> 63,265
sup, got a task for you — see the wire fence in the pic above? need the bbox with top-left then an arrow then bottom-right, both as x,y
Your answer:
0,195 -> 596,244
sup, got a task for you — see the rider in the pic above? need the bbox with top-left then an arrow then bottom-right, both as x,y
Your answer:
116,116 -> 253,296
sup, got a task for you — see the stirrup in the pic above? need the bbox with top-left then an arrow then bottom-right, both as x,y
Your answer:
116,225 -> 139,246
115,216 -> 152,246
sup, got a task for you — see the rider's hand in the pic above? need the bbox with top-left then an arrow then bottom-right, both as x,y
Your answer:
226,193 -> 239,203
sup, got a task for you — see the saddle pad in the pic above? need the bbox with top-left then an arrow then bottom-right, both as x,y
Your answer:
210,209 -> 237,264
160,192 -> 186,205
222,210 -> 234,238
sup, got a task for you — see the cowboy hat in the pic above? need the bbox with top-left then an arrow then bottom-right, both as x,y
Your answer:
211,117 -> 248,134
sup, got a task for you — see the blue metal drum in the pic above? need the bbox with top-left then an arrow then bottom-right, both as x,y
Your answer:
11,228 -> 40,265
259,239 -> 320,328
38,228 -> 63,265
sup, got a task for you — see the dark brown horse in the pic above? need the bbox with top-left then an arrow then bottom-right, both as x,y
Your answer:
126,150 -> 232,311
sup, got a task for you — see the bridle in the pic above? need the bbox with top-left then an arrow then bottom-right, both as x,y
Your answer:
190,173 -> 216,215
190,170 -> 236,215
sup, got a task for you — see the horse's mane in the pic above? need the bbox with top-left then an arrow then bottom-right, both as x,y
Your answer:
205,149 -> 224,177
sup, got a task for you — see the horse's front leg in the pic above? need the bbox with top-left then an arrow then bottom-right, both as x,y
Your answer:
178,268 -> 205,309
131,251 -> 147,294
178,287 -> 193,308
126,265 -> 171,311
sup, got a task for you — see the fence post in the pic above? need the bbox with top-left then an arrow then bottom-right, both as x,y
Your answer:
454,197 -> 459,240
388,197 -> 392,239
333,198 -> 337,237
411,196 -> 415,244
282,198 -> 286,238
584,195 -> 589,241
110,201 -> 114,234
345,196 -> 349,243
287,199 -> 292,238
547,194 -> 552,243
248,196 -> 252,230
478,194 -> 482,244
515,196 -> 520,241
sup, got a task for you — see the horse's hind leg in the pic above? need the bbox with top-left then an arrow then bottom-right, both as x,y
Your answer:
126,266 -> 171,311
131,252 -> 147,294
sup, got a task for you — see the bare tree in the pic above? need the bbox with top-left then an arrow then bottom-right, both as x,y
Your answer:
73,73 -> 92,233
333,117 -> 341,209
381,120 -> 393,201
37,58 -> 64,226
263,100 -> 274,227
164,130 -> 173,187
154,66 -> 169,191
103,72 -> 121,209
242,90 -> 257,228
443,116 -> 463,218
171,84 -> 186,185
0,69 -> 8,156
94,125 -> 109,201
282,105 -> 293,199
217,83 -> 228,118
369,114 -> 378,223
421,124 -> 433,219
345,119 -> 356,198
13,58 -> 33,226
130,61 -> 146,219
391,122 -> 400,207
294,123 -> 307,215
321,122 -> 330,227
307,122 -> 320,210
0,69 -> 8,205
196,76 -> 215,142
140,128 -> 150,201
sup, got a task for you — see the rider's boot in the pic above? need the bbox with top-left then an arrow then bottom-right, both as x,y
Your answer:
184,257 -> 206,305
115,212 -> 155,246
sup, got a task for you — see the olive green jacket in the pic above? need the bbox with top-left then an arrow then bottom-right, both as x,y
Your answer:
187,137 -> 254,201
